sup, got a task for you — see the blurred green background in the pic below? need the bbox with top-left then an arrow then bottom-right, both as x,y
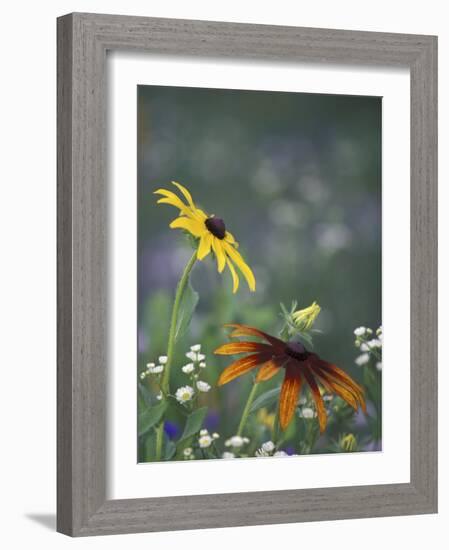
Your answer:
137,85 -> 381,457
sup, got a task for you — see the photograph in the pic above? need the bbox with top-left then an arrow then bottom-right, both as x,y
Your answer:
137,85 -> 382,462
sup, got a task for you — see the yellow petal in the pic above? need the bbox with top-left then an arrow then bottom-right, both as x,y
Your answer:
171,181 -> 195,209
193,208 -> 208,222
197,233 -> 212,260
169,216 -> 204,238
155,187 -> 205,222
225,231 -> 236,245
226,258 -> 239,293
154,189 -> 191,215
223,242 -> 256,291
212,239 -> 226,273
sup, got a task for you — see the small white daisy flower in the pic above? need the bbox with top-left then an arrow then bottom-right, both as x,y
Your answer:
225,435 -> 245,448
190,344 -> 201,352
242,437 -> 250,444
182,363 -> 195,374
255,448 -> 270,457
199,429 -> 209,436
368,338 -> 382,349
301,407 -> 315,419
146,362 -> 155,369
212,432 -> 220,439
222,452 -> 235,459
355,353 -> 370,366
148,365 -> 164,374
376,362 -> 382,371
183,447 -> 193,457
354,327 -> 366,337
158,355 -> 168,365
366,328 -> 373,335
274,451 -> 288,457
175,385 -> 194,403
261,440 -> 275,453
199,361 -> 206,369
196,380 -> 211,392
140,372 -> 147,380
198,434 -> 213,448
360,342 -> 370,352
185,351 -> 197,361
197,354 -> 206,362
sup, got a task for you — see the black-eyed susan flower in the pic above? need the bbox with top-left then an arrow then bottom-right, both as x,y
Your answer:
154,181 -> 255,293
215,323 -> 366,432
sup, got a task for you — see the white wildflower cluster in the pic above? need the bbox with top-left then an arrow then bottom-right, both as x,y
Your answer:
224,435 -> 250,449
184,344 -> 206,368
255,440 -> 275,457
255,441 -> 291,458
298,406 -> 317,419
296,392 -> 332,420
139,356 -> 167,380
182,344 -> 210,387
222,451 -> 235,459
183,447 -> 195,460
198,428 -> 219,449
175,344 -> 211,405
354,325 -> 382,369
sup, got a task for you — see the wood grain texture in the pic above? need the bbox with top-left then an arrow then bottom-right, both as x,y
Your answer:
57,12 -> 438,536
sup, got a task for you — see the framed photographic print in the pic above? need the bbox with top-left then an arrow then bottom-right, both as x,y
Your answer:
57,13 -> 438,536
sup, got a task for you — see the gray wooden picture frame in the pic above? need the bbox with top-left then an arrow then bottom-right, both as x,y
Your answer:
57,12 -> 438,537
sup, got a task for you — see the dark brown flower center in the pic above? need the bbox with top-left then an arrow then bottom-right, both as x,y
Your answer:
285,341 -> 309,361
205,217 -> 226,239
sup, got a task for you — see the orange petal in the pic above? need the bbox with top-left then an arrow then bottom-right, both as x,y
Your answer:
224,323 -> 285,351
256,359 -> 282,382
315,370 -> 361,411
217,353 -> 271,385
312,357 -> 365,409
214,341 -> 273,355
279,365 -> 302,430
303,367 -> 327,433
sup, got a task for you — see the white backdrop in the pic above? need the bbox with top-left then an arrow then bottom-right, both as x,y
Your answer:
0,1 -> 445,549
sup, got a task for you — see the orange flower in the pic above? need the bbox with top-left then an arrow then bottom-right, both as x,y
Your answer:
215,324 -> 366,432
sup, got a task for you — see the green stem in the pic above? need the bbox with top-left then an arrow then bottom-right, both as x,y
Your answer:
155,250 -> 197,461
237,382 -> 259,437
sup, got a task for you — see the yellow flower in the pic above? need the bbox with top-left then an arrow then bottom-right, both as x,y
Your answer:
292,301 -> 321,331
256,408 -> 276,430
155,181 -> 256,293
340,433 -> 357,452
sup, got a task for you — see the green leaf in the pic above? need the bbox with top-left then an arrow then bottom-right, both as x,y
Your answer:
249,386 -> 281,414
138,401 -> 167,436
297,331 -> 314,348
165,439 -> 177,460
179,406 -> 208,442
141,429 -> 177,462
142,431 -> 157,461
175,278 -> 199,341
167,394 -> 190,417
138,382 -> 153,408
